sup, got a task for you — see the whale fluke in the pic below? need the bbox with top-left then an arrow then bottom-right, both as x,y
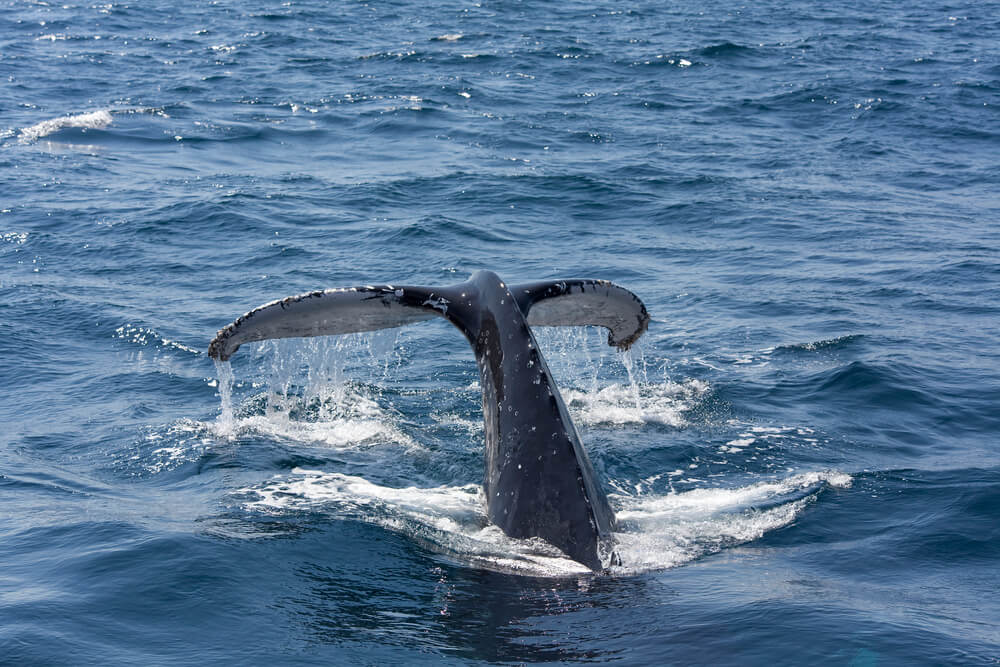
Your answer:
209,278 -> 648,362
515,279 -> 649,350
207,284 -> 439,361
208,271 -> 649,570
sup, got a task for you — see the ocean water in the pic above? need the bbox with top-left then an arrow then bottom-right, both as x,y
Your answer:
2,0 -> 999,663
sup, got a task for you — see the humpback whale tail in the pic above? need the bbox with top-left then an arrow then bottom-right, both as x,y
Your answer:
208,270 -> 649,571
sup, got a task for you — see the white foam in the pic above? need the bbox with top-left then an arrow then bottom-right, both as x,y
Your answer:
209,379 -> 417,451
562,379 -> 708,427
615,470 -> 850,518
246,468 -> 592,575
610,470 -> 851,572
719,437 -> 756,453
233,409 -> 415,450
18,110 -> 112,144
240,468 -> 850,577
431,412 -> 482,434
250,468 -> 482,518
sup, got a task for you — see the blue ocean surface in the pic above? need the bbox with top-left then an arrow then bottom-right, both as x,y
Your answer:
2,0 -> 999,663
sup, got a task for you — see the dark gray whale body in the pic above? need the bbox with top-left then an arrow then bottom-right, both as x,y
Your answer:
209,270 -> 649,570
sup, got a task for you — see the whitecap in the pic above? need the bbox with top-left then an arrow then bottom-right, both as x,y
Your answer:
18,109 -> 113,144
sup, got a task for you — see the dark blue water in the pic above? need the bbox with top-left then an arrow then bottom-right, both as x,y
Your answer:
3,0 -> 999,663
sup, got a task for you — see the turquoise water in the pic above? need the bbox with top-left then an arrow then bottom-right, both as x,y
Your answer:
2,0 -> 999,663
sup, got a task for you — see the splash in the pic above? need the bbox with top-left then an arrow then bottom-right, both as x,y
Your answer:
535,326 -> 709,426
239,385 -> 416,450
206,319 -> 844,575
240,468 -> 850,577
612,470 -> 851,572
207,333 -> 415,449
562,379 -> 708,427
245,468 -> 593,576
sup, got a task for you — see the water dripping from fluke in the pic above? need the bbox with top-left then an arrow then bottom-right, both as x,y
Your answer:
213,358 -> 236,439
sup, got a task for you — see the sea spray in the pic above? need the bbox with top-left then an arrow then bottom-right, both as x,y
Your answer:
213,358 -> 235,437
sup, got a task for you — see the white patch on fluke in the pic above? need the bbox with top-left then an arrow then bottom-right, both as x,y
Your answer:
422,296 -> 450,314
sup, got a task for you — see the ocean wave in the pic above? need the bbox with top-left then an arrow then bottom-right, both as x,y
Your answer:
18,110 -> 113,144
381,216 -> 519,245
765,359 -> 940,415
696,41 -> 756,57
813,360 -> 936,409
770,334 -> 866,354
